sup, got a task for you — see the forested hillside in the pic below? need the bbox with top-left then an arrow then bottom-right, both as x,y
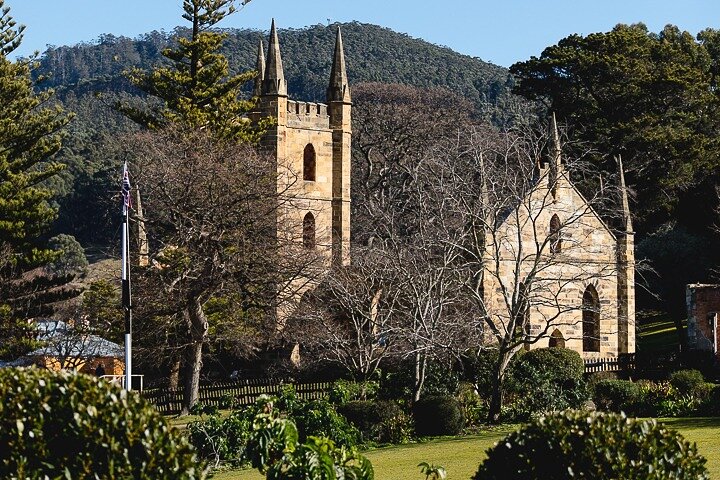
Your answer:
37,22 -> 526,249
37,22 -> 515,111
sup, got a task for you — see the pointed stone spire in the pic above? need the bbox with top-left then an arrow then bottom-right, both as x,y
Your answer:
616,154 -> 633,233
262,19 -> 286,96
547,112 -> 562,196
327,26 -> 351,103
253,38 -> 265,97
548,112 -> 562,169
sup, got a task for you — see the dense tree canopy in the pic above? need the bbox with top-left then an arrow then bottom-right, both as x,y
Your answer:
510,23 -> 720,233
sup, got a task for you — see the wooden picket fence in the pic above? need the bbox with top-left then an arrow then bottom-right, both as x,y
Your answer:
141,378 -> 332,415
584,353 -> 636,374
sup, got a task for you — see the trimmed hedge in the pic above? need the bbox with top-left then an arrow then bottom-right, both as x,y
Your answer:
413,395 -> 465,437
474,410 -> 709,480
0,368 -> 205,479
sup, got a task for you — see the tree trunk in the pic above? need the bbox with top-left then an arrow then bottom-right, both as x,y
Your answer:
181,299 -> 208,415
413,352 -> 427,402
169,357 -> 181,390
487,349 -> 512,424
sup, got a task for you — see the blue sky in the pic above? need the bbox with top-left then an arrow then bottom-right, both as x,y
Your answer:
9,0 -> 720,67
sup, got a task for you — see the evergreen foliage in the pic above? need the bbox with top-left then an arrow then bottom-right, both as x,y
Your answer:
0,1 -> 77,360
0,1 -> 71,267
118,0 -> 269,141
0,368 -> 206,479
474,410 -> 709,480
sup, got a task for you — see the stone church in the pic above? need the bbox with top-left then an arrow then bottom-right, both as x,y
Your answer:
481,116 -> 636,358
249,21 -> 634,358
251,20 -> 351,269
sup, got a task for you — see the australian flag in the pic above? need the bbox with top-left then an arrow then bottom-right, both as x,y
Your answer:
121,162 -> 132,215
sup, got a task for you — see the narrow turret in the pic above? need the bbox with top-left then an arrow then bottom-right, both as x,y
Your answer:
327,27 -> 351,103
253,38 -> 265,98
547,112 -> 563,196
616,154 -> 633,233
262,19 -> 286,96
615,154 -> 636,354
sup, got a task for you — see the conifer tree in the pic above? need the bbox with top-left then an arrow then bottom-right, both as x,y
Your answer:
120,0 -> 269,142
0,0 -> 74,360
0,2 -> 71,266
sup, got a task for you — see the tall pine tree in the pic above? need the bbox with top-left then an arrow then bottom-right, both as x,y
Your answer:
119,0 -> 270,141
0,1 -> 75,360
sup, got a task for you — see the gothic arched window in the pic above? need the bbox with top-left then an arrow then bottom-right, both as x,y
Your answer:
549,214 -> 562,253
303,212 -> 316,249
582,285 -> 601,352
303,144 -> 316,181
549,329 -> 565,348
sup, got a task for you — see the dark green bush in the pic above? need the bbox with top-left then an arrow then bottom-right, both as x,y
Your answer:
474,410 -> 709,479
339,399 -> 412,444
460,349 -> 499,399
592,379 -> 639,412
670,369 -> 706,397
699,384 -> 720,416
413,395 -> 465,437
276,386 -> 361,448
379,359 -> 459,400
188,407 -> 255,467
0,368 -> 205,479
506,348 -> 588,420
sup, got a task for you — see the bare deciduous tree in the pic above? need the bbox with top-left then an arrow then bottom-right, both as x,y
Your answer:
131,126 -> 318,414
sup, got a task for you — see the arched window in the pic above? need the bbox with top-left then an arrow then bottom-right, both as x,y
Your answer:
303,212 -> 316,249
549,214 -> 562,253
549,329 -> 565,348
303,144 -> 316,181
582,285 -> 601,352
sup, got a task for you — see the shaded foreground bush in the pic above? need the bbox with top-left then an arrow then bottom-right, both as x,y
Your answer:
413,395 -> 465,436
474,410 -> 708,480
505,348 -> 588,420
0,368 -> 205,479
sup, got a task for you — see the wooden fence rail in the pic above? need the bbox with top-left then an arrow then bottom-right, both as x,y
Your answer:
584,353 -> 636,374
141,379 -> 332,415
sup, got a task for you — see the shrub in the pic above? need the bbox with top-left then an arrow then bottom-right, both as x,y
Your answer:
592,379 -> 639,412
460,349 -> 499,399
246,399 -> 373,480
456,382 -> 487,428
473,410 -> 709,480
413,395 -> 465,437
506,348 -> 588,420
379,359 -> 459,400
699,384 -> 720,416
670,369 -> 706,397
328,379 -> 378,405
188,407 -> 256,468
339,399 -> 412,444
276,386 -> 361,448
47,234 -> 88,275
0,368 -> 205,479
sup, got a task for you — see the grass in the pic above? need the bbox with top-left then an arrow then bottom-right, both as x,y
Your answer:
212,418 -> 720,479
637,310 -> 685,353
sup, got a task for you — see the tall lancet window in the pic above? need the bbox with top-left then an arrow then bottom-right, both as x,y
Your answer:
303,144 -> 316,181
303,212 -> 316,250
549,214 -> 562,253
582,285 -> 601,352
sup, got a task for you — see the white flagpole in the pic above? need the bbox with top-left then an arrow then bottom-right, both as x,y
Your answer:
121,162 -> 133,391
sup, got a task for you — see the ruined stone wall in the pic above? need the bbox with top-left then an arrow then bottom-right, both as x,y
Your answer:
686,284 -> 720,359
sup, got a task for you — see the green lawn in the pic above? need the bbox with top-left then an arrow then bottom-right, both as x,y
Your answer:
212,418 -> 720,480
